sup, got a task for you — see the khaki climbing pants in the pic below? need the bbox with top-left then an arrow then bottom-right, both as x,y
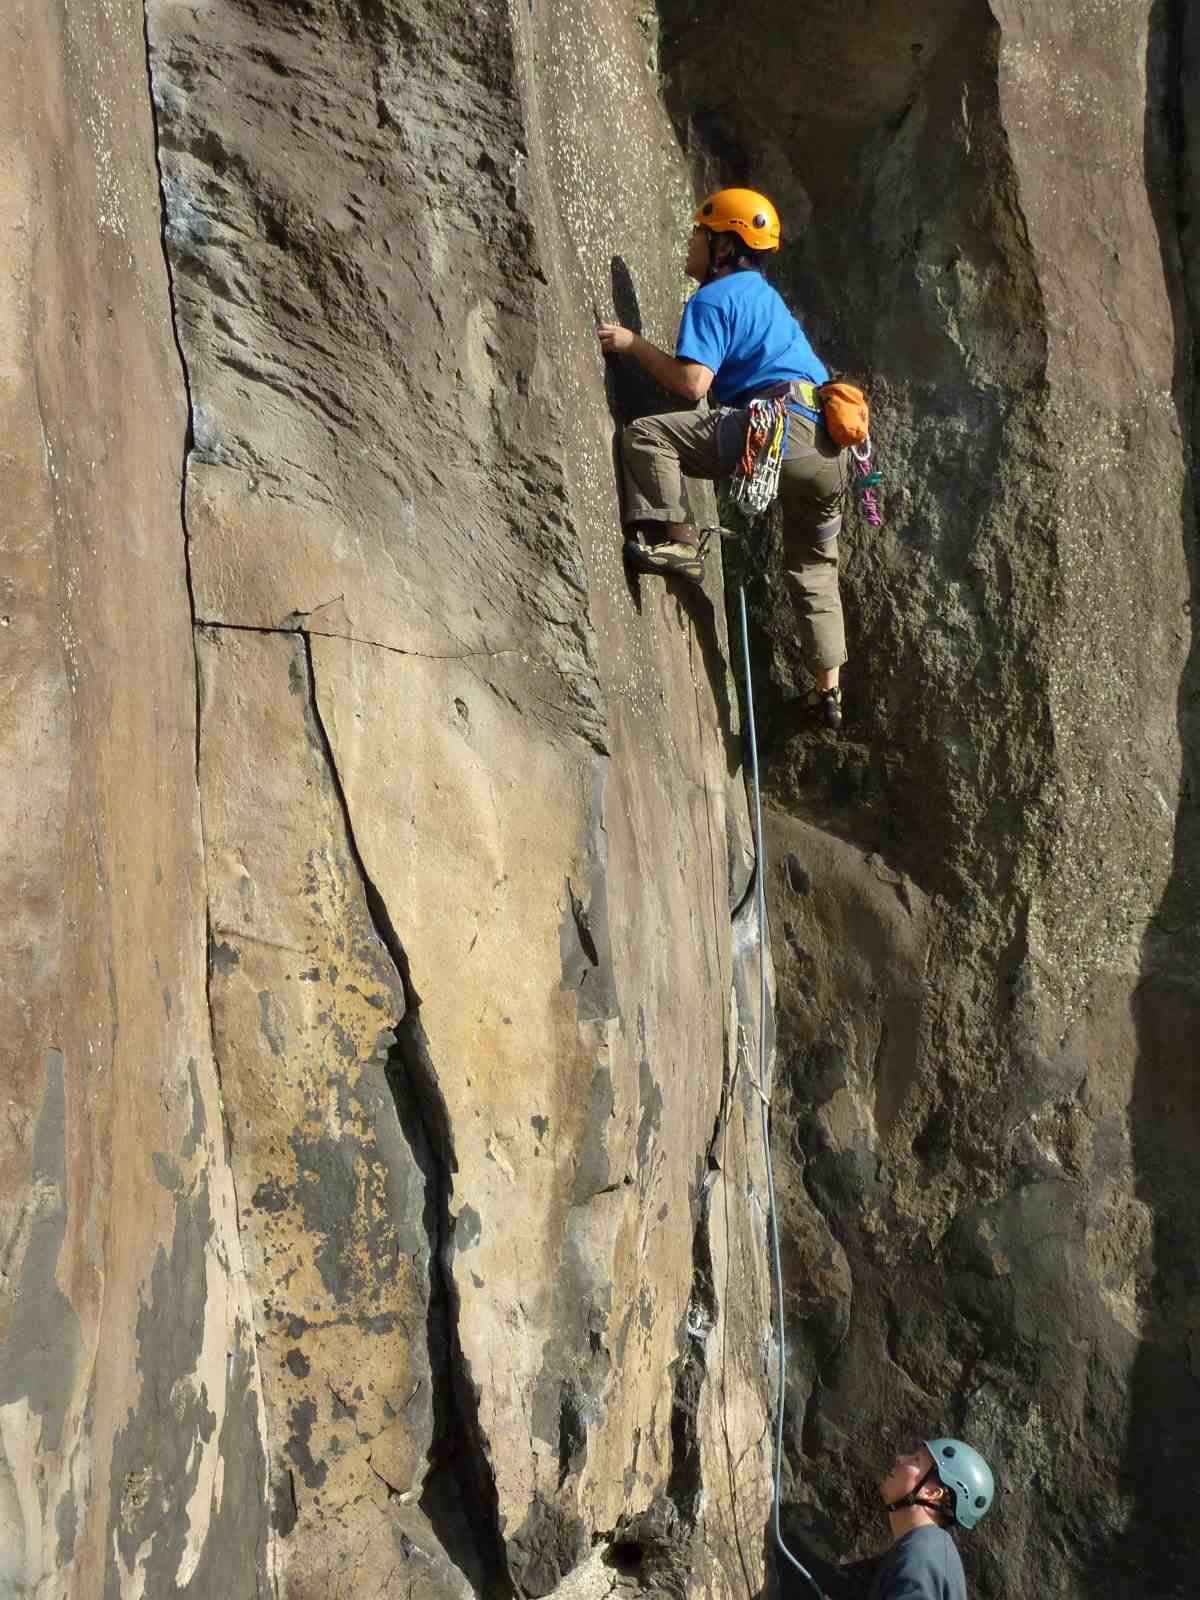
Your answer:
621,403 -> 848,670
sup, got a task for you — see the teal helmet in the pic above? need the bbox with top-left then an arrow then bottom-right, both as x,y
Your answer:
925,1438 -> 994,1530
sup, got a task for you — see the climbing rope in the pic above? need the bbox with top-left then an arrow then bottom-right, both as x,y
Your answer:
737,586 -> 824,1600
731,398 -> 789,514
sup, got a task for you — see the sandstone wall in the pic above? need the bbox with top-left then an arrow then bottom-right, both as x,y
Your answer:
2,2 -> 775,1597
0,3 -> 269,1596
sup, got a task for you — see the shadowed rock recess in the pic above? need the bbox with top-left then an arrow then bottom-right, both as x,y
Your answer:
0,2 -> 1195,1599
660,1 -> 1199,1597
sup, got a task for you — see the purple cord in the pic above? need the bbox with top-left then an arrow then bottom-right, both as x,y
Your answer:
851,442 -> 883,527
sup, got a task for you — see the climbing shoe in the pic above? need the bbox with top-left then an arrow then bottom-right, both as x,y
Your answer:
811,685 -> 843,732
760,686 -> 843,755
623,523 -> 707,584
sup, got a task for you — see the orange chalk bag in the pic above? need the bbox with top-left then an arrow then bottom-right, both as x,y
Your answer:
818,382 -> 870,448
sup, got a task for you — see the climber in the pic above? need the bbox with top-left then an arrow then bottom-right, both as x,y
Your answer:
597,187 -> 848,731
783,1438 -> 995,1600
868,1438 -> 994,1599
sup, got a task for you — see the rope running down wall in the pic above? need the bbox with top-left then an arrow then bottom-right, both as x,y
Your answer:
737,586 -> 823,1600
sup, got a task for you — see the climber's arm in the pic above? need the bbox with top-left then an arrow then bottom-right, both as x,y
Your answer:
596,323 -> 713,402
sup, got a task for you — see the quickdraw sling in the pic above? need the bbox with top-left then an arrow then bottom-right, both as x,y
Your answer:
730,397 -> 789,514
849,440 -> 882,527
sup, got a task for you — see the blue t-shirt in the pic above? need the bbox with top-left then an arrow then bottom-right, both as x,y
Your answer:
675,270 -> 828,412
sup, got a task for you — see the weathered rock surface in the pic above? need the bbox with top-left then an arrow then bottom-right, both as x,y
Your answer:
3,1 -> 773,1597
4,1 -> 1199,1598
663,2 -> 1199,1596
1,3 -> 268,1597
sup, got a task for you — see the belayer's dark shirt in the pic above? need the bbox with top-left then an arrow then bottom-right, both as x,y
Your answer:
867,1526 -> 967,1600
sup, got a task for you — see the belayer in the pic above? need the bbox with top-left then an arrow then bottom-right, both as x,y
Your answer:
784,1437 -> 995,1600
597,187 -> 849,731
868,1438 -> 994,1600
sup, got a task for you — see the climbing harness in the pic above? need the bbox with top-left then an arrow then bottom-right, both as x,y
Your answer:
732,387 -> 882,530
730,397 -> 789,514
737,587 -> 824,1600
849,439 -> 882,528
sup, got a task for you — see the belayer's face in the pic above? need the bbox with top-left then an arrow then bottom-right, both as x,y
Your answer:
685,225 -> 710,281
879,1443 -> 936,1505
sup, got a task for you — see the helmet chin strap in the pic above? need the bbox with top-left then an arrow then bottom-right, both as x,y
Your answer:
886,1464 -> 943,1516
702,229 -> 735,285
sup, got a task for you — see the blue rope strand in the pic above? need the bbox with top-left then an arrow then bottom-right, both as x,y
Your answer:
737,586 -> 824,1600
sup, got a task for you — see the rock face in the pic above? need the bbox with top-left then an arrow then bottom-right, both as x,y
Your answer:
2,2 -> 1197,1599
662,2 -> 1199,1596
1,4 -> 269,1597
4,2 -> 772,1597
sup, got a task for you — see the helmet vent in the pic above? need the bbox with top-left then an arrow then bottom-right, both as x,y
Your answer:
702,202 -> 713,215
975,1496 -> 986,1508
753,212 -> 767,228
942,1446 -> 956,1458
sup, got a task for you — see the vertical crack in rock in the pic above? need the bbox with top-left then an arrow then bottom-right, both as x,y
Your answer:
141,4 -> 242,1252
141,2 -> 202,784
388,1010 -> 511,1597
141,17 -> 278,1591
1127,11 -> 1200,1590
665,1099 -> 724,1529
1160,0 -> 1192,238
1164,0 -> 1199,480
202,907 -> 236,1179
297,638 -> 417,1003
663,1043 -> 759,1597
141,0 -> 238,1262
1154,0 -> 1197,386
714,1055 -> 766,1600
298,636 -> 512,1597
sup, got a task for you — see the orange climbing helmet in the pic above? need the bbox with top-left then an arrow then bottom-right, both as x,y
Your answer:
693,188 -> 781,252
